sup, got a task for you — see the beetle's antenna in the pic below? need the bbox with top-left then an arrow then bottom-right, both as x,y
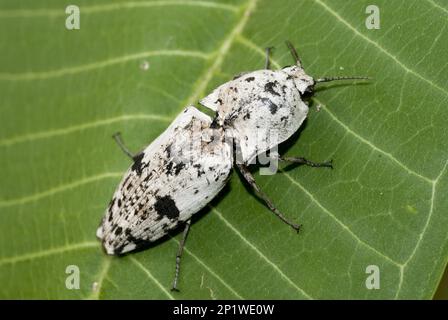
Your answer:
315,76 -> 371,83
285,40 -> 302,67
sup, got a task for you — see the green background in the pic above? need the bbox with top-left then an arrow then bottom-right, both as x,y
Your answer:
0,0 -> 447,299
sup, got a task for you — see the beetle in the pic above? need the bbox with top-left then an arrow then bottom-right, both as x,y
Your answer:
96,42 -> 368,291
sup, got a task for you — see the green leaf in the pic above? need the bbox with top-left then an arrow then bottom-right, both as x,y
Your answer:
0,0 -> 447,299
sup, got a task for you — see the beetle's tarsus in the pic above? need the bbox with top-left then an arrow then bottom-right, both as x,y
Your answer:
170,219 -> 191,293
280,156 -> 333,169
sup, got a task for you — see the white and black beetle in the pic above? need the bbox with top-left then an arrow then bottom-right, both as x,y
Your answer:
97,42 -> 368,291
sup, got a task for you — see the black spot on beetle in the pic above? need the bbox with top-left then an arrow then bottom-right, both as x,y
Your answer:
131,153 -> 145,175
174,162 -> 186,175
180,124 -> 191,133
114,226 -> 122,236
210,113 -> 220,129
193,164 -> 205,177
154,195 -> 180,220
260,97 -> 278,114
140,210 -> 149,219
123,175 -> 131,187
166,161 -> 185,176
265,81 -> 280,96
117,199 -> 122,207
243,112 -> 251,120
166,161 -> 174,174
165,144 -> 172,158
223,117 -> 232,127
215,98 -> 223,105
245,76 -> 255,82
194,189 -> 199,194
124,228 -> 143,246
113,246 -> 124,255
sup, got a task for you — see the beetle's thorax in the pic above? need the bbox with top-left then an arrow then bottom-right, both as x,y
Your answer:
200,68 -> 310,163
206,67 -> 313,129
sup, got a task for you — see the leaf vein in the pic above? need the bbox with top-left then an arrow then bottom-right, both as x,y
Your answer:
425,0 -> 448,15
178,240 -> 244,299
211,206 -> 314,299
0,50 -> 210,81
87,257 -> 112,300
0,241 -> 98,266
0,0 -> 239,18
129,256 -> 175,300
395,159 -> 448,297
185,0 -> 258,106
314,99 -> 433,183
314,0 -> 448,97
282,171 -> 401,267
0,172 -> 122,208
0,114 -> 171,148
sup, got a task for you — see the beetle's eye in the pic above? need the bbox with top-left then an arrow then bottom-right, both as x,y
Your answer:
301,86 -> 314,99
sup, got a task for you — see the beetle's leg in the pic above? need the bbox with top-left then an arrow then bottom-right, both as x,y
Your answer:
171,219 -> 192,292
236,164 -> 301,232
280,156 -> 333,169
265,46 -> 273,70
112,132 -> 141,160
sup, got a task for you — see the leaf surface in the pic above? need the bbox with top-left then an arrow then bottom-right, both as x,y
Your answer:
0,0 -> 447,299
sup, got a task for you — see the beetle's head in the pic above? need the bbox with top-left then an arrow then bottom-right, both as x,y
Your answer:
281,64 -> 315,99
282,41 -> 370,101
